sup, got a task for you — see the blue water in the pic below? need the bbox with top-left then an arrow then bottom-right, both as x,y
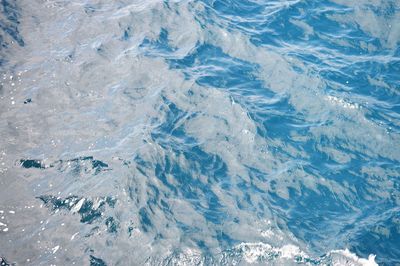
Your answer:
0,0 -> 399,265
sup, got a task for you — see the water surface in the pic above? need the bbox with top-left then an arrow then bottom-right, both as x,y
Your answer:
0,0 -> 399,265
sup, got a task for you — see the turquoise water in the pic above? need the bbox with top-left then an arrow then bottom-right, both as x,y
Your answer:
0,0 -> 399,265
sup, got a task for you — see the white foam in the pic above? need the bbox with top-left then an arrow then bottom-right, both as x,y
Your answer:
71,198 -> 85,213
237,242 -> 272,263
235,242 -> 308,263
52,245 -> 60,254
260,229 -> 274,238
234,242 -> 378,265
330,248 -> 378,266
326,95 -> 360,109
280,244 -> 302,259
70,232 -> 79,240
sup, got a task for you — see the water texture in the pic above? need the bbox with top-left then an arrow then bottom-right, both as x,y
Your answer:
0,0 -> 399,265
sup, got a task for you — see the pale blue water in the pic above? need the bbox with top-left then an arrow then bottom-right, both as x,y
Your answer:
0,0 -> 399,265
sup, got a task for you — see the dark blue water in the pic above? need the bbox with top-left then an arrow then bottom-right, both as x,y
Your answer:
0,0 -> 399,265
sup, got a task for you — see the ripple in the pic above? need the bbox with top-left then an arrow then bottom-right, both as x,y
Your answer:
0,0 -> 399,265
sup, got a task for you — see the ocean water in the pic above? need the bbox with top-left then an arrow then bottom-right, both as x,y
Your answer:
0,0 -> 399,265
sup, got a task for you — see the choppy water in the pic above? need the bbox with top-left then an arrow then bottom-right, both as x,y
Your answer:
0,0 -> 399,265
